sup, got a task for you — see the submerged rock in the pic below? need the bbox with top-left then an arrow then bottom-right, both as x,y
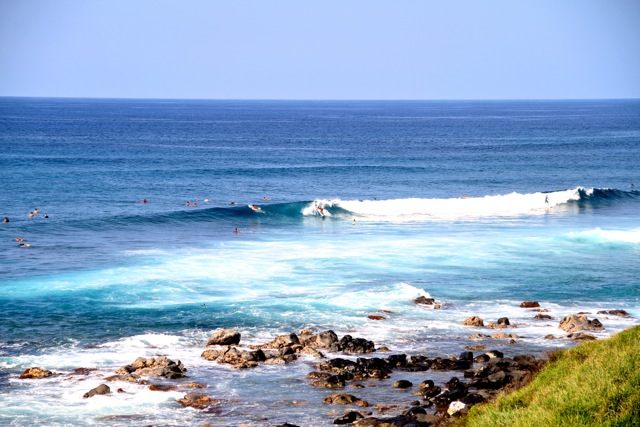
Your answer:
520,301 -> 540,308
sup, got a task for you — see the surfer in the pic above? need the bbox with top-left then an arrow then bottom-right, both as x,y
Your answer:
316,205 -> 325,217
545,195 -> 549,204
249,205 -> 261,212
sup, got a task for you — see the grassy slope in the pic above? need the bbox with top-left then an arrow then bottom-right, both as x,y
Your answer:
459,325 -> 640,427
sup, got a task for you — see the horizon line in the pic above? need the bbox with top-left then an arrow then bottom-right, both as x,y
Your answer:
1,95 -> 640,102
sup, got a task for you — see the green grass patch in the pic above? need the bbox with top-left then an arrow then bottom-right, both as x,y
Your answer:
459,325 -> 640,427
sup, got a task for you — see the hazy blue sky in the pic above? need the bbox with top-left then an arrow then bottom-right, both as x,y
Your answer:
1,0 -> 639,100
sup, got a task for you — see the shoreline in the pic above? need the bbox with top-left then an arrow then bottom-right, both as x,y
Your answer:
11,299 -> 635,426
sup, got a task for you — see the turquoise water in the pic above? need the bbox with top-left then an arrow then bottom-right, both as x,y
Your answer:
1,98 -> 639,426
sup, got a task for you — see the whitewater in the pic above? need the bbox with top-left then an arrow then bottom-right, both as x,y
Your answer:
1,98 -> 639,426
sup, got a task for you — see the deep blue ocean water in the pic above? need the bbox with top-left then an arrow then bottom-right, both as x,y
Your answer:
1,98 -> 639,426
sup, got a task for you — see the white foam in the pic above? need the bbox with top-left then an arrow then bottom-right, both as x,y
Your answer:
333,188 -> 585,221
564,228 -> 640,244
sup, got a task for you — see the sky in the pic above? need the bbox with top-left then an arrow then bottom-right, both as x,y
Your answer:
1,0 -> 639,100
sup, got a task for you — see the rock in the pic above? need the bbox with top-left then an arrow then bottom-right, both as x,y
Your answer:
534,314 -> 553,320
448,400 -> 468,416
559,314 -> 604,333
316,330 -> 340,349
206,329 -> 241,346
486,350 -> 504,358
597,309 -> 630,317
414,296 -> 436,305
178,393 -> 219,409
520,301 -> 540,308
491,332 -> 517,339
544,334 -> 556,340
116,356 -> 187,378
334,411 -> 364,425
462,316 -> 484,327
324,393 -> 369,407
469,333 -> 490,339
465,344 -> 486,351
83,384 -> 111,398
201,346 -> 266,368
568,332 -> 597,341
105,374 -> 140,383
19,367 -> 54,379
367,315 -> 386,320
249,333 -> 299,350
340,335 -> 375,354
393,380 -> 413,389
497,317 -> 510,326
148,384 -> 177,392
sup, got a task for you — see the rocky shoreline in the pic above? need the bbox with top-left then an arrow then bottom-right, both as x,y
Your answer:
17,300 -> 633,426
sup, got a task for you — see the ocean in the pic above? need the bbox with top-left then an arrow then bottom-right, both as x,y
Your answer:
1,97 -> 639,426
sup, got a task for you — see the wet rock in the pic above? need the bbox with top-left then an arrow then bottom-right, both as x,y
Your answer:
340,335 -> 376,354
205,328 -> 241,346
178,393 -> 219,409
19,367 -> 54,379
367,315 -> 386,320
491,332 -> 518,340
534,314 -> 553,320
316,330 -> 340,349
148,384 -> 177,392
105,374 -> 140,383
83,384 -> 110,398
559,314 -> 604,333
597,309 -> 630,317
520,301 -> 540,308
393,380 -> 413,389
334,410 -> 365,425
324,393 -> 369,407
414,296 -> 436,305
249,333 -> 299,350
201,346 -> 266,368
462,316 -> 484,327
116,356 -> 187,378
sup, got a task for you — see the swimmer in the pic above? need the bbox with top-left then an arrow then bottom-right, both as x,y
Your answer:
34,208 -> 38,214
15,237 -> 23,242
263,197 -> 271,201
43,214 -> 49,218
234,228 -> 239,234
185,201 -> 191,206
18,242 -> 30,247
29,212 -> 34,218
230,201 -> 237,205
140,199 -> 148,203
2,217 -> 8,223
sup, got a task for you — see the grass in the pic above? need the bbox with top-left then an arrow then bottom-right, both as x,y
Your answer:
458,325 -> 640,427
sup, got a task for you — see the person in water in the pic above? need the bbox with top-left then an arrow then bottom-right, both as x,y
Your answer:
316,205 -> 325,216
545,195 -> 549,204
234,228 -> 239,234
2,217 -> 8,223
